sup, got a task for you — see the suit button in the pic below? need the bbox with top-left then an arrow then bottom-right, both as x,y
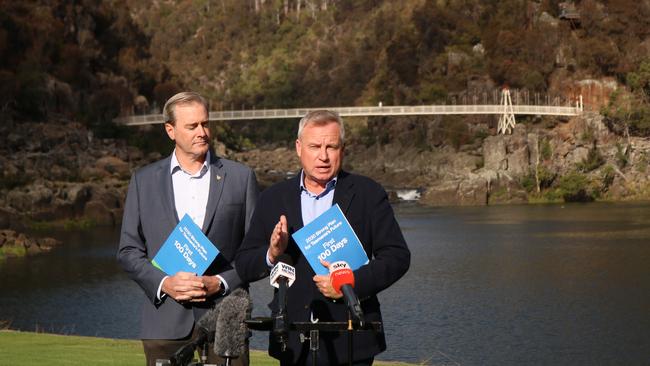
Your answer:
304,305 -> 309,309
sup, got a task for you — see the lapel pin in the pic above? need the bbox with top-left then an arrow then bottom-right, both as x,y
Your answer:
216,174 -> 222,181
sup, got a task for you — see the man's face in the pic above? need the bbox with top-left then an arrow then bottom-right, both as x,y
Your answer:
296,121 -> 344,191
164,102 -> 211,160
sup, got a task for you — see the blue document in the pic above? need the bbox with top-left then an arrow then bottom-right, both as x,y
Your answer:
292,204 -> 369,275
152,214 -> 219,275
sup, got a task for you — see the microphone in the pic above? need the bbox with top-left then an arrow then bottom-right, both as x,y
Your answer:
270,254 -> 296,288
213,288 -> 251,363
329,261 -> 364,326
270,254 -> 295,351
169,304 -> 219,366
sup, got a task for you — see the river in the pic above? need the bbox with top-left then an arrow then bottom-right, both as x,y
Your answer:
1,202 -> 649,365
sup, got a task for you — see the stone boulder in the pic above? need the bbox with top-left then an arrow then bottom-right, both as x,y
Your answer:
96,156 -> 131,179
232,147 -> 301,189
487,173 -> 528,204
5,183 -> 54,213
0,229 -> 61,257
0,180 -> 126,226
483,136 -> 507,171
507,145 -> 530,177
420,175 -> 489,206
420,180 -> 464,206
84,200 -> 115,226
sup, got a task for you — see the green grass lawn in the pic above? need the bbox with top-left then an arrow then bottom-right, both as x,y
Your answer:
0,330 -> 414,365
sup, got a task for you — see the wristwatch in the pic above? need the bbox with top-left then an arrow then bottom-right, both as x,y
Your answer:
217,276 -> 226,293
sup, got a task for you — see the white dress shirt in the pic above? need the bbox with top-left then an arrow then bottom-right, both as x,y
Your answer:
170,150 -> 211,228
157,150 -> 229,299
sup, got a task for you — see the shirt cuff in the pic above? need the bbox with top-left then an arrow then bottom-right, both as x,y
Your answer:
156,276 -> 169,302
266,249 -> 275,268
216,274 -> 229,295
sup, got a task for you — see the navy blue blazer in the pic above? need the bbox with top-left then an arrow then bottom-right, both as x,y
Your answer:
236,171 -> 410,364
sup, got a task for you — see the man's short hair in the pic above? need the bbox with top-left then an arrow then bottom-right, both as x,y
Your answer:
297,110 -> 345,144
162,92 -> 209,125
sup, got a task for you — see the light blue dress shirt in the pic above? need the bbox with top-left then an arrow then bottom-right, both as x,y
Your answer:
299,170 -> 337,225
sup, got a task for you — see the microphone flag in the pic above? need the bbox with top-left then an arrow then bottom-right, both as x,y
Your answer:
270,259 -> 296,288
329,260 -> 355,294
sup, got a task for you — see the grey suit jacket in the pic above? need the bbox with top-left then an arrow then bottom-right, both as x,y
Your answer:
117,152 -> 258,339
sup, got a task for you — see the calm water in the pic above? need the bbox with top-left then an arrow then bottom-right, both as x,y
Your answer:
1,202 -> 649,365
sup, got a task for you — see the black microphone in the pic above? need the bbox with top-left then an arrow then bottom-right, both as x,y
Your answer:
214,288 -> 252,363
269,254 -> 295,351
169,304 -> 219,366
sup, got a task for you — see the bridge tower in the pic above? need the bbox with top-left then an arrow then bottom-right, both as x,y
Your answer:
497,88 -> 516,134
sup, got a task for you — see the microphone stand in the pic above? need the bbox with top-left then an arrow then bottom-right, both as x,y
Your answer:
199,341 -> 209,365
297,319 -> 381,366
308,328 -> 319,366
169,330 -> 215,366
347,311 -> 353,366
245,317 -> 382,366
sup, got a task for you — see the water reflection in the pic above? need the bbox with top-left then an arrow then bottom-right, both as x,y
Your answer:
381,202 -> 650,365
1,202 -> 649,365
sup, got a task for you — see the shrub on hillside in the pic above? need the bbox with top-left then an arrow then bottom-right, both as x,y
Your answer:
546,172 -> 596,202
577,145 -> 605,173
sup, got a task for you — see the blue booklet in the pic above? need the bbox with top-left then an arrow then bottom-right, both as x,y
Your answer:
292,204 -> 369,276
152,214 -> 219,275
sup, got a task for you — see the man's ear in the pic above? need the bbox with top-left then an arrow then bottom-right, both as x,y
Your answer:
295,138 -> 302,158
164,122 -> 175,140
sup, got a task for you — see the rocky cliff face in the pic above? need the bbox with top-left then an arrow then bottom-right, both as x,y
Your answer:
240,112 -> 649,207
2,113 -> 649,231
0,120 -> 158,229
341,112 -> 650,206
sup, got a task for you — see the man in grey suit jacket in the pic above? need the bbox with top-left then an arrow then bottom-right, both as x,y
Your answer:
117,92 -> 258,366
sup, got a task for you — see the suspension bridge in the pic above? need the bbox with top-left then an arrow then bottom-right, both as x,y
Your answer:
114,89 -> 584,134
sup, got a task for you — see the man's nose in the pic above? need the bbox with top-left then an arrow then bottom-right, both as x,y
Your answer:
318,146 -> 328,160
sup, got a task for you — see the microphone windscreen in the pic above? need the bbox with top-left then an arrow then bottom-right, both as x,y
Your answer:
196,305 -> 220,333
213,288 -> 251,358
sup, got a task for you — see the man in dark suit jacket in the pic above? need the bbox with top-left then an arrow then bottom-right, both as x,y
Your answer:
117,92 -> 257,366
236,110 -> 410,366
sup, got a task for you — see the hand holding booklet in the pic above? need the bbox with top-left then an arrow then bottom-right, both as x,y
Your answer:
291,204 -> 369,276
152,214 -> 220,275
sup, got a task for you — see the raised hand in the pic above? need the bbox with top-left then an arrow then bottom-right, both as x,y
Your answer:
268,215 -> 288,264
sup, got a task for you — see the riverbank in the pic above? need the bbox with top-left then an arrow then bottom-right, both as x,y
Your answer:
0,229 -> 61,259
0,330 -> 413,366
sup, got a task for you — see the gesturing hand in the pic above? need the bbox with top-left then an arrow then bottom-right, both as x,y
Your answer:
268,215 -> 288,264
